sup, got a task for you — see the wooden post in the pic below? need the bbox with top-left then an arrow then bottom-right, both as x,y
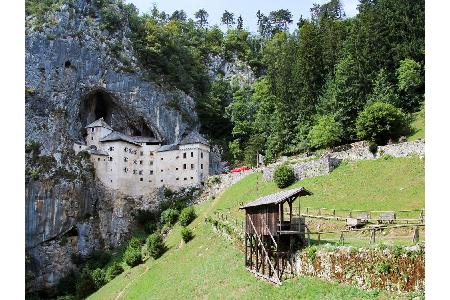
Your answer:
307,227 -> 311,246
318,208 -> 321,216
371,229 -> 376,244
413,226 -> 419,243
340,232 -> 344,245
306,207 -> 309,215
245,233 -> 248,266
318,233 -> 321,244
289,201 -> 293,223
250,234 -> 253,269
333,209 -> 336,217
349,211 -> 352,218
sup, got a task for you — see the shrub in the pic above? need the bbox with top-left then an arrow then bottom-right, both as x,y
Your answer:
75,267 -> 96,299
146,233 -> 166,259
179,207 -> 196,227
181,227 -> 194,243
90,268 -> 106,290
160,208 -> 179,226
273,163 -> 295,188
105,261 -> 124,281
56,270 -> 77,296
356,102 -> 409,145
308,114 -> 343,149
144,223 -> 157,234
368,141 -> 378,154
123,238 -> 142,267
99,5 -> 122,32
306,246 -> 318,261
123,246 -> 142,267
375,261 -> 391,275
87,250 -> 111,270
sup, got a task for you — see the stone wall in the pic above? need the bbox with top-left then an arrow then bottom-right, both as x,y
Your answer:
262,140 -> 425,182
263,156 -> 340,182
295,245 -> 425,293
329,140 -> 425,161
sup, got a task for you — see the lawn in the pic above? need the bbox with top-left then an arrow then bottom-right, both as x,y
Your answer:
407,107 -> 425,141
89,155 -> 424,300
216,156 -> 425,221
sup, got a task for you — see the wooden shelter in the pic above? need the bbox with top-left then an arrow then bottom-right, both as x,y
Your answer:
239,187 -> 312,284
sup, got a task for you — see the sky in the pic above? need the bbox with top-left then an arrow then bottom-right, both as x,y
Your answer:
125,0 -> 360,33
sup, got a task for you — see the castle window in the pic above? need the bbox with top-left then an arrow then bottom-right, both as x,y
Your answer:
124,157 -> 128,162
190,164 -> 194,170
123,167 -> 128,173
201,152 -> 203,158
91,137 -> 93,140
183,153 -> 186,158
161,179 -> 163,182
161,169 -> 163,172
190,177 -> 193,180
133,170 -> 137,174
176,177 -> 179,180
139,160 -> 143,165
98,158 -> 100,161
191,152 -> 193,157
139,170 -> 143,175
124,147 -> 128,152
183,164 -> 186,169
140,178 -> 143,181
150,161 -> 153,166
201,164 -> 203,169
150,170 -> 153,175
109,146 -> 114,151
161,157 -> 163,160
140,151 -> 144,156
92,128 -> 94,132
184,178 -> 187,181
150,152 -> 154,156
176,156 -> 179,159
109,157 -> 113,161
176,167 -> 179,170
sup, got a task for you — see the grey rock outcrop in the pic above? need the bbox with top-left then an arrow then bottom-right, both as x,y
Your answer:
25,0 -> 203,292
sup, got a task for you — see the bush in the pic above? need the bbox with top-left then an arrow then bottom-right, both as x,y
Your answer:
75,267 -> 96,299
56,270 -> 77,296
181,227 -> 194,243
308,114 -> 343,149
368,141 -> 378,154
160,208 -> 179,226
123,238 -> 142,267
356,102 -> 409,145
87,250 -> 111,270
105,261 -> 124,281
100,5 -> 122,32
179,207 -> 196,227
90,268 -> 106,290
144,223 -> 157,234
146,233 -> 166,259
273,163 -> 295,188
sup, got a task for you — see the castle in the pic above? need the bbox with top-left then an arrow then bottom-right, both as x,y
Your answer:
73,118 -> 210,195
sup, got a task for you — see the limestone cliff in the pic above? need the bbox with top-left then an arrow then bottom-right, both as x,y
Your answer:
25,0 -> 199,291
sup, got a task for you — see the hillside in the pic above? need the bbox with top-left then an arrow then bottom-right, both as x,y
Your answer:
90,156 -> 424,299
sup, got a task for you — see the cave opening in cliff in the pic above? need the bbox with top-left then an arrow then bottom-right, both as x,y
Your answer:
79,89 -> 157,139
80,89 -> 116,128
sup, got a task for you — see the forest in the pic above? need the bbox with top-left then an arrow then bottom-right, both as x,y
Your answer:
27,0 -> 425,166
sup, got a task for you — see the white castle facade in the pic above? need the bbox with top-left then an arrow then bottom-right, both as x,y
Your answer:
73,118 -> 210,195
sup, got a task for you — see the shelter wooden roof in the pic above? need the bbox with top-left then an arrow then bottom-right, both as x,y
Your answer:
239,187 -> 311,209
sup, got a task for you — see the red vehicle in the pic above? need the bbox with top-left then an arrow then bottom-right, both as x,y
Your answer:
230,166 -> 251,173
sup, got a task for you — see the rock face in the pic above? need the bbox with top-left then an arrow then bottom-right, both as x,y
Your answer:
25,0 -> 201,292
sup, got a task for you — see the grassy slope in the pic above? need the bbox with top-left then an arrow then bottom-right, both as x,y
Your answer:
90,156 -> 424,300
407,107 -> 425,141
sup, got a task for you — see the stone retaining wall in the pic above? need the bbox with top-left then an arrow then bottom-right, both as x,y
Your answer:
295,245 -> 425,293
263,140 -> 425,182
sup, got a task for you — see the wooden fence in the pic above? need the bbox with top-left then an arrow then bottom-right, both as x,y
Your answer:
305,224 -> 424,246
